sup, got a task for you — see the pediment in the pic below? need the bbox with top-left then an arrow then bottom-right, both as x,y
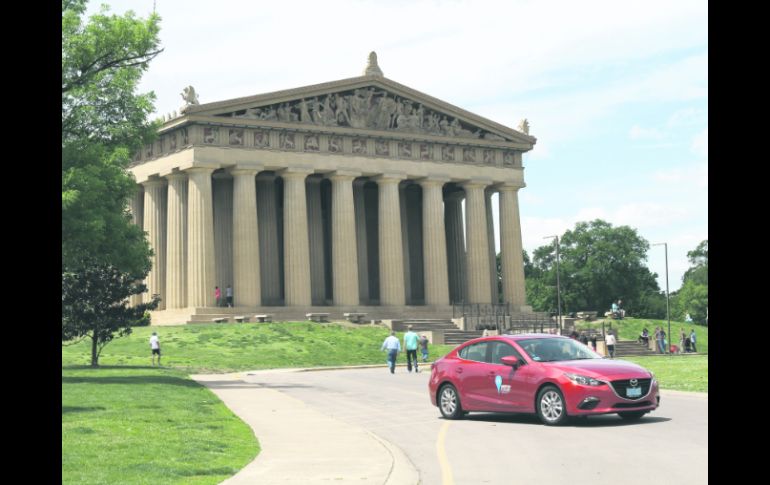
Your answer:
183,76 -> 535,146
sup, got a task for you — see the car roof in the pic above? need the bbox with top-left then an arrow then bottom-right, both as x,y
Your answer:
458,333 -> 567,346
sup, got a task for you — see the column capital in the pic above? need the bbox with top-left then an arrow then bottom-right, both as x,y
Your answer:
461,179 -> 493,190
280,166 -> 314,179
329,170 -> 362,181
142,178 -> 167,188
165,172 -> 188,181
418,176 -> 450,188
185,166 -> 216,176
229,167 -> 261,177
497,182 -> 526,192
374,173 -> 407,184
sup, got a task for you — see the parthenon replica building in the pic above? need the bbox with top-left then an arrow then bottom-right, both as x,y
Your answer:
129,53 -> 536,324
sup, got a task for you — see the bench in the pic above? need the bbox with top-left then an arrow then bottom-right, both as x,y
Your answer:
306,313 -> 330,323
254,314 -> 273,323
212,317 -> 227,323
343,312 -> 368,323
576,311 -> 598,321
233,316 -> 248,323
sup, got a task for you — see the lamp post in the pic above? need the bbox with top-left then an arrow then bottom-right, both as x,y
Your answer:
544,235 -> 562,333
652,242 -> 670,354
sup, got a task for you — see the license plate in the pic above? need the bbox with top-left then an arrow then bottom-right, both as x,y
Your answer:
626,387 -> 642,398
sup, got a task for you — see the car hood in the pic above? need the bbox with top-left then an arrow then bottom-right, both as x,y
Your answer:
546,359 -> 651,379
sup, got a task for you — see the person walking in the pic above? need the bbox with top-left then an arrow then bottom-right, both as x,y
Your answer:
381,331 -> 401,374
605,331 -> 616,358
419,334 -> 429,362
215,286 -> 221,307
655,327 -> 665,354
403,325 -> 420,373
226,285 -> 233,308
689,328 -> 698,353
590,334 -> 597,351
149,331 -> 161,366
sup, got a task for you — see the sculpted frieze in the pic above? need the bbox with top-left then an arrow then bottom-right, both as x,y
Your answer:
218,86 -> 509,141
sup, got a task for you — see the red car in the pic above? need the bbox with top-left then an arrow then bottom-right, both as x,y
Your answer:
429,334 -> 659,425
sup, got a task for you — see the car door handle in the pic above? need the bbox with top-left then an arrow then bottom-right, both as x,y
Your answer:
455,368 -> 463,374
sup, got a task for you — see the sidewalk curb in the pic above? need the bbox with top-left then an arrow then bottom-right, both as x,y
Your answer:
366,429 -> 421,485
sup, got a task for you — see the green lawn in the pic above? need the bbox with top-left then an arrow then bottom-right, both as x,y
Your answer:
575,317 -> 708,354
622,355 -> 708,393
62,366 -> 258,485
61,322 -> 457,373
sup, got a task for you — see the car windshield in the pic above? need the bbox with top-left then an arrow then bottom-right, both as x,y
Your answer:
517,338 -> 602,362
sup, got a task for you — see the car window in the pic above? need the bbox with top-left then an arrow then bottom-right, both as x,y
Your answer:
459,342 -> 489,362
488,341 -> 523,364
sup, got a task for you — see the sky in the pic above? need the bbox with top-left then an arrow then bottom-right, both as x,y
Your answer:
86,0 -> 707,293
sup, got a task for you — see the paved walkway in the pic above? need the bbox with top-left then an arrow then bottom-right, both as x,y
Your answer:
191,368 -> 419,485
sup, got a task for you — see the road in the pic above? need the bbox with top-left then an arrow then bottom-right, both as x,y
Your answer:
241,366 -> 708,485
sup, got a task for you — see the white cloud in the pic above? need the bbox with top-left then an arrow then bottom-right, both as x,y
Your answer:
629,125 -> 665,140
654,162 -> 708,188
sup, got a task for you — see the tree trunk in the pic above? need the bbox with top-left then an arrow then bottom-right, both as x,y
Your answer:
90,335 -> 99,367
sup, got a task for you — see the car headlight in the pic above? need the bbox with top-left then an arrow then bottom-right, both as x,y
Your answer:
564,373 -> 604,386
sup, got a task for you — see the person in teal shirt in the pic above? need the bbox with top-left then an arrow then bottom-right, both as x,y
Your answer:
403,325 -> 420,373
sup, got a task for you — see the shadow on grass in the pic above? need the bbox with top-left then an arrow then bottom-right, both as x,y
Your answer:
62,375 -> 200,387
62,406 -> 106,414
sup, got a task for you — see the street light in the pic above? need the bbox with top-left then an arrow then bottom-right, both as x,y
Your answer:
544,235 -> 562,333
652,242 -> 670,354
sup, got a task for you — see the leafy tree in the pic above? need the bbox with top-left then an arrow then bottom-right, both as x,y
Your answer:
62,0 -> 162,277
62,262 -> 160,366
525,220 -> 660,316
675,240 -> 708,324
682,240 -> 708,286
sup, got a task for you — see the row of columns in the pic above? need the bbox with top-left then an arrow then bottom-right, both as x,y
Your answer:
128,168 -> 527,310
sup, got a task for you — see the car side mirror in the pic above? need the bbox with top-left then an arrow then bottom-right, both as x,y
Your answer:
501,356 -> 524,369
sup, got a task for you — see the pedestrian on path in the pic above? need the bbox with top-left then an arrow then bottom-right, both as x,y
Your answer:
689,328 -> 698,353
381,331 -> 401,374
605,331 -> 616,358
226,285 -> 233,307
403,325 -> 420,373
215,286 -> 221,307
419,334 -> 429,362
150,331 -> 161,366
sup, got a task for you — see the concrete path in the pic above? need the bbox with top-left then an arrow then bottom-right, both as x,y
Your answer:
191,368 -> 419,485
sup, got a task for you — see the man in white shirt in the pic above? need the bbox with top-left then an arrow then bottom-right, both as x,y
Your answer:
150,332 -> 161,366
381,331 -> 401,374
605,331 -> 616,358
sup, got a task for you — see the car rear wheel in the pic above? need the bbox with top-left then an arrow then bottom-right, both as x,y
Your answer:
438,384 -> 464,420
618,411 -> 647,421
536,385 -> 567,426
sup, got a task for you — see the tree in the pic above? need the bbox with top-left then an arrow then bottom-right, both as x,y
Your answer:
62,0 -> 162,277
525,220 -> 660,316
675,240 -> 708,324
62,262 -> 160,366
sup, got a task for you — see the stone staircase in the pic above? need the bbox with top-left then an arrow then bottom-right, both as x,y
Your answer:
614,339 -> 658,357
394,318 -> 481,346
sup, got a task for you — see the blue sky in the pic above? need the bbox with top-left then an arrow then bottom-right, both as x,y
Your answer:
86,0 -> 707,293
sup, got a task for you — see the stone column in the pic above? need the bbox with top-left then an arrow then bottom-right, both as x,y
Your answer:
499,184 -> 527,309
330,171 -> 360,306
306,176 -> 326,305
128,186 -> 144,307
399,183 -> 412,304
231,169 -> 261,307
353,179 -> 369,304
444,190 -> 466,303
187,167 -> 216,307
463,181 -> 493,304
420,178 -> 450,306
142,179 -> 167,310
486,188 -> 499,303
165,173 -> 188,309
282,168 -> 313,306
213,173 -> 233,298
377,174 -> 406,306
257,174 -> 281,305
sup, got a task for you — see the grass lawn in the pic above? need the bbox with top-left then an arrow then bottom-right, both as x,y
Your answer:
61,322 -> 457,373
62,366 -> 258,485
575,317 -> 708,354
622,355 -> 708,393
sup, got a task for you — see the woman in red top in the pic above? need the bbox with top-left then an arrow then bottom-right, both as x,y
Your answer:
215,286 -> 221,307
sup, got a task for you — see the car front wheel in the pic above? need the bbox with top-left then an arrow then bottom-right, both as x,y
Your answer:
438,384 -> 464,420
536,385 -> 568,426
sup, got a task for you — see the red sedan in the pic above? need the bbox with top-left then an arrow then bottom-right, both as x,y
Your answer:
429,334 -> 660,425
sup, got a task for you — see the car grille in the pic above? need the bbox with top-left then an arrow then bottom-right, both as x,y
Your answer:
610,378 -> 651,400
